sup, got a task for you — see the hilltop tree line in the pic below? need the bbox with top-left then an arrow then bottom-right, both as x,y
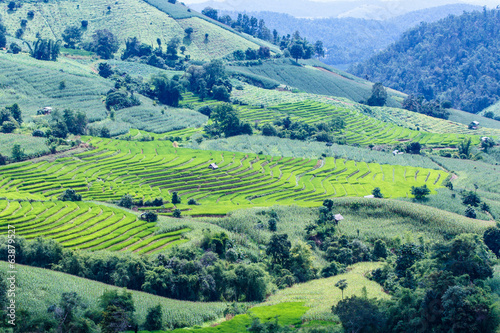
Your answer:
350,8 -> 500,113
202,7 -> 324,62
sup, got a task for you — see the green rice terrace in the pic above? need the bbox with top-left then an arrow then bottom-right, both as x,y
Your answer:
0,199 -> 190,254
0,138 -> 447,216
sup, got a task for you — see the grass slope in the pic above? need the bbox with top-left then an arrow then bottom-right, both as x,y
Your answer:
262,262 -> 389,322
229,59 -> 404,107
0,0 -> 264,60
0,261 -> 227,328
0,52 -> 111,121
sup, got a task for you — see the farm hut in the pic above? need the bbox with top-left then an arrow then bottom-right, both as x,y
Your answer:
334,214 -> 344,223
364,195 -> 375,198
208,163 -> 218,170
392,150 -> 399,156
43,107 -> 52,114
481,137 -> 490,142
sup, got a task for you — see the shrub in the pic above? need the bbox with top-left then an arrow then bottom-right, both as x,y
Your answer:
81,20 -> 88,28
32,129 -> 45,137
171,191 -> 181,204
144,305 -> 163,331
173,209 -> 181,218
373,239 -> 387,259
141,211 -> 158,222
465,206 -> 476,219
0,154 -> 6,165
1,121 -> 17,133
9,43 -> 21,54
118,194 -> 134,209
321,261 -> 344,278
410,184 -> 430,200
188,198 -> 197,205
372,187 -> 383,198
58,189 -> 82,201
461,191 -> 481,207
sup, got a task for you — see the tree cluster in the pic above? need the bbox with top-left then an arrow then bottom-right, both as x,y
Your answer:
121,36 -> 188,70
351,8 -> 500,113
47,109 -> 87,138
0,104 -> 22,133
402,94 -> 451,119
261,115 -> 345,144
203,103 -> 252,138
25,39 -> 61,61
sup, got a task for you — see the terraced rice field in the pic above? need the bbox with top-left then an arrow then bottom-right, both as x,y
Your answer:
0,138 -> 447,215
0,200 -> 189,254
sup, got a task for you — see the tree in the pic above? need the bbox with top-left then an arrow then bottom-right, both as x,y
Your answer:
141,211 -> 158,222
1,121 -> 16,133
465,206 -> 477,218
91,29 -> 119,59
209,103 -> 249,138
268,218 -> 277,232
171,191 -> 181,204
314,40 -> 324,58
59,189 -> 82,201
184,27 -> 194,38
118,194 -> 134,209
8,2 -> 16,11
461,190 -> 481,207
11,144 -> 25,162
212,85 -> 230,101
411,184 -> 431,200
144,305 -> 162,331
483,227 -> 500,257
333,296 -> 386,333
202,7 -> 218,20
48,292 -> 90,333
173,209 -> 181,218
0,23 -> 6,49
261,123 -> 277,136
395,243 -> 423,278
0,154 -> 6,166
152,75 -> 182,107
266,234 -> 291,266
166,37 -> 180,60
335,279 -> 348,299
372,187 -> 383,198
62,26 -> 83,48
9,42 -> 21,54
289,43 -> 304,62
367,82 -> 387,106
98,62 -> 113,78
405,142 -> 421,154
373,239 -> 388,259
25,39 -> 61,61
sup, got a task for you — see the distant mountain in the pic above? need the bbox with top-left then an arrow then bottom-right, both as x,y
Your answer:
189,0 -> 487,19
350,8 -> 500,113
215,4 -> 482,68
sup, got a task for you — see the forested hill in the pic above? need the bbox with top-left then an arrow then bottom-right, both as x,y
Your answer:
216,4 -> 480,68
350,8 -> 500,114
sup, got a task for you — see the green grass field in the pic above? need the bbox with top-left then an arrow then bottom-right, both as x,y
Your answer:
0,138 -> 448,216
0,0 -> 264,61
0,200 -> 190,253
0,133 -> 50,157
0,261 -> 227,328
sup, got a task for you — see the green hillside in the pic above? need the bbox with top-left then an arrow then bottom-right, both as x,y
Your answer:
350,8 -> 500,113
0,261 -> 227,328
0,0 -> 266,61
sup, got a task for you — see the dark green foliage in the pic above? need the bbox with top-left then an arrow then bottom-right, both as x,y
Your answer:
465,206 -> 477,218
366,82 -> 387,107
202,7 -> 218,20
484,227 -> 500,257
8,2 -> 15,11
321,261 -> 344,278
117,194 -> 134,209
105,90 -> 140,110
25,39 -> 61,61
197,105 -> 212,117
1,121 -> 16,133
121,37 -> 152,60
140,211 -> 158,222
395,243 -> 423,278
333,296 -> 386,332
59,189 -> 82,202
151,75 -> 183,107
49,109 -> 87,137
262,123 -> 278,136
268,218 -> 277,232
334,279 -> 348,299
62,26 -> 83,48
9,42 -> 21,54
373,239 -> 388,259
351,9 -> 500,113
461,190 -> 481,207
266,234 -> 291,266
99,290 -> 135,333
433,233 -> 494,281
206,103 -> 252,138
402,95 -> 450,119
11,144 -> 25,162
98,62 -> 114,78
91,29 -> 119,59
100,127 -> 111,138
172,209 -> 181,218
188,198 -> 197,205
0,154 -> 6,166
410,184 -> 431,200
212,85 -> 230,101
289,43 -> 304,62
0,23 -> 6,49
171,191 -> 181,204
144,305 -> 162,331
372,187 -> 383,198
81,20 -> 89,28
47,292 -> 92,333
405,142 -> 421,154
